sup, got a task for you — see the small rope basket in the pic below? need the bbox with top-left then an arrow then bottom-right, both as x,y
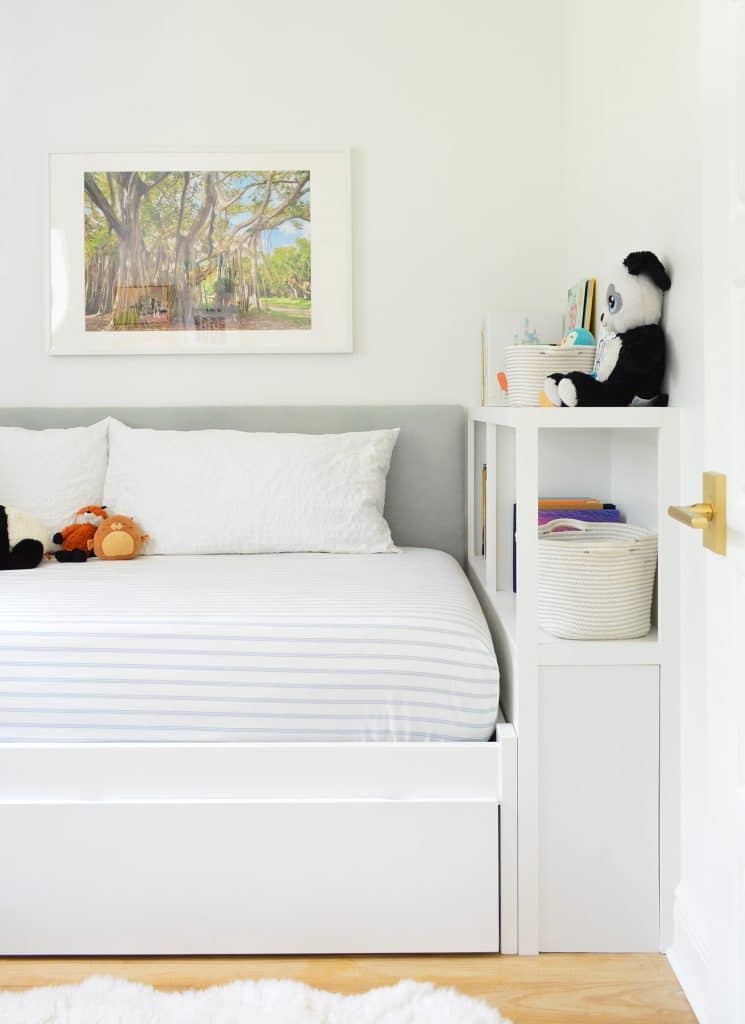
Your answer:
504,345 -> 596,406
537,519 -> 658,640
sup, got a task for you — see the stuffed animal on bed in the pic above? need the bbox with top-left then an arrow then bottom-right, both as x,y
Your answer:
91,515 -> 149,560
0,505 -> 48,570
543,251 -> 671,407
52,505 -> 108,563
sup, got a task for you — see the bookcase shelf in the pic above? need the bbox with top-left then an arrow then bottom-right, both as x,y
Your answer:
471,405 -> 671,429
467,405 -> 679,955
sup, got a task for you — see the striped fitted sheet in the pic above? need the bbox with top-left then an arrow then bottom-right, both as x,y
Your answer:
0,548 -> 499,743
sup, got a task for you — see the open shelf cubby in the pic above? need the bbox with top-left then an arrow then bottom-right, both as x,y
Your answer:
468,405 -> 677,718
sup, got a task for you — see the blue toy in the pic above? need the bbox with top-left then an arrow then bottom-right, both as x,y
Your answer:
560,327 -> 596,348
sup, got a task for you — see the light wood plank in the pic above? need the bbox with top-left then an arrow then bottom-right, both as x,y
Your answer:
0,954 -> 696,1023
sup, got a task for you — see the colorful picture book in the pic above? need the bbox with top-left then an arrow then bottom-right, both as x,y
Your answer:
565,279 -> 596,333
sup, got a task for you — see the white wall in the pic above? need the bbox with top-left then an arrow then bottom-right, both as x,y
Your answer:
560,0 -> 710,1012
0,0 -> 565,408
560,0 -> 702,400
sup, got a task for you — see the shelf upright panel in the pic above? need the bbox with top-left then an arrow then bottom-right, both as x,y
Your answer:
514,420 -> 540,955
466,410 -> 476,561
485,424 -> 499,590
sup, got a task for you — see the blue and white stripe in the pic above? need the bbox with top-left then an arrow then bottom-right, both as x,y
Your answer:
0,548 -> 500,743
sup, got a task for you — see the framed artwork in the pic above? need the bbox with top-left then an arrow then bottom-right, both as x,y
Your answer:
48,150 -> 352,355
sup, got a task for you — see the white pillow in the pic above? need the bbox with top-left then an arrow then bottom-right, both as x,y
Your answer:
103,419 -> 399,555
0,420 -> 109,539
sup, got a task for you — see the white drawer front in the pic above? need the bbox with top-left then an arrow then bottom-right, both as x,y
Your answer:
0,799 -> 499,954
538,665 -> 659,952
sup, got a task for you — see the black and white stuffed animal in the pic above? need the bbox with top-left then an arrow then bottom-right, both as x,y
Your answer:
0,506 -> 48,570
544,251 -> 671,407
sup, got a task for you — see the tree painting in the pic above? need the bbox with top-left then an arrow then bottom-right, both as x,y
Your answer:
84,170 -> 311,331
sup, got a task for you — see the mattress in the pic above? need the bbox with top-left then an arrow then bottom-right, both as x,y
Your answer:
0,548 -> 500,743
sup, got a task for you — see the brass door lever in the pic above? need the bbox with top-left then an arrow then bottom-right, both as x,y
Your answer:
668,471 -> 726,555
667,503 -> 714,529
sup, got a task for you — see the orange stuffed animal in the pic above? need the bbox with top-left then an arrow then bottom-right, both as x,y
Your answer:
90,515 -> 149,560
53,505 -> 108,563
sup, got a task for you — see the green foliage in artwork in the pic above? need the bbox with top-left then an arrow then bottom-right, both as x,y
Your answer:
113,309 -> 140,326
260,237 -> 311,300
83,169 -> 311,331
265,297 -> 311,310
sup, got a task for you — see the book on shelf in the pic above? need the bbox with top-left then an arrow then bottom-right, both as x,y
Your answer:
583,278 -> 596,331
565,279 -> 596,333
538,508 -> 620,527
481,464 -> 487,556
538,497 -> 605,510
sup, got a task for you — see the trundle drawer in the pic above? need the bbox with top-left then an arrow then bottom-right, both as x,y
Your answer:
0,739 -> 505,954
0,798 -> 499,954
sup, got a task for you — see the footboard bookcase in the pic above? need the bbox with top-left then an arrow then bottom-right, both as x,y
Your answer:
468,405 -> 679,954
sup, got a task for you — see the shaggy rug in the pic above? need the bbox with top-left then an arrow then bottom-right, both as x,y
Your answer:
0,975 -> 510,1024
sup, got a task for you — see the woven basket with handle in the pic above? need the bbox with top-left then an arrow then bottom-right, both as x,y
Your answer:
537,519 -> 658,640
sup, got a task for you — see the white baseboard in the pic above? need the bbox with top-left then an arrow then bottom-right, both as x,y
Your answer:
667,891 -> 710,1024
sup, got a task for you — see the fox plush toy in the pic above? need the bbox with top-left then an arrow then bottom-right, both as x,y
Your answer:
53,505 -> 108,562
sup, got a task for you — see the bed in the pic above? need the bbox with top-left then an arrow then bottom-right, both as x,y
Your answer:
0,549 -> 499,743
0,406 -> 516,955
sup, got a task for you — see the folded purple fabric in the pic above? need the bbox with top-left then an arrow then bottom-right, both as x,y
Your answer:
537,508 -> 622,528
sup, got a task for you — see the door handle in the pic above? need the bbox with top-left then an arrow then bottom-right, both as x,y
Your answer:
667,503 -> 713,529
667,471 -> 726,556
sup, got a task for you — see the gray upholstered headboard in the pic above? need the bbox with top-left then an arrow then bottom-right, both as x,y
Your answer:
0,406 -> 466,564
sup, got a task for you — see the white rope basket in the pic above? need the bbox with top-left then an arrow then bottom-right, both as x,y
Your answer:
504,345 -> 595,406
537,519 -> 658,640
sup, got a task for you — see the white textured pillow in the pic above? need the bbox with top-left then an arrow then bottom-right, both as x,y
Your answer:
104,419 -> 399,555
0,420 -> 109,538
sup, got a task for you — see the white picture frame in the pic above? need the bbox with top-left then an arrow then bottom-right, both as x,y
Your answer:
48,150 -> 352,355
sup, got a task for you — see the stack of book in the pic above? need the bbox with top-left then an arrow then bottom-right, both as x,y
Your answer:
537,497 -> 620,525
513,497 -> 621,592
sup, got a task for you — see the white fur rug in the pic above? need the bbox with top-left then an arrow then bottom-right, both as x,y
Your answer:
0,975 -> 510,1024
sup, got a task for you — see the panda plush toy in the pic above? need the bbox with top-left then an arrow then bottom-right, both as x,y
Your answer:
544,251 -> 671,407
0,506 -> 48,570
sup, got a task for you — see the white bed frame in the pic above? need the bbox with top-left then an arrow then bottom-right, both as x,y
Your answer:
0,406 -> 518,955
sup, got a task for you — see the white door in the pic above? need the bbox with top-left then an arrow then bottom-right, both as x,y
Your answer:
685,1 -> 745,1021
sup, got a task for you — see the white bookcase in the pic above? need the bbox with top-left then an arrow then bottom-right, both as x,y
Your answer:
467,406 -> 680,954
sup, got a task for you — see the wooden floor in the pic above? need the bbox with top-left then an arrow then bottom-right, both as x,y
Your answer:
0,954 -> 696,1023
